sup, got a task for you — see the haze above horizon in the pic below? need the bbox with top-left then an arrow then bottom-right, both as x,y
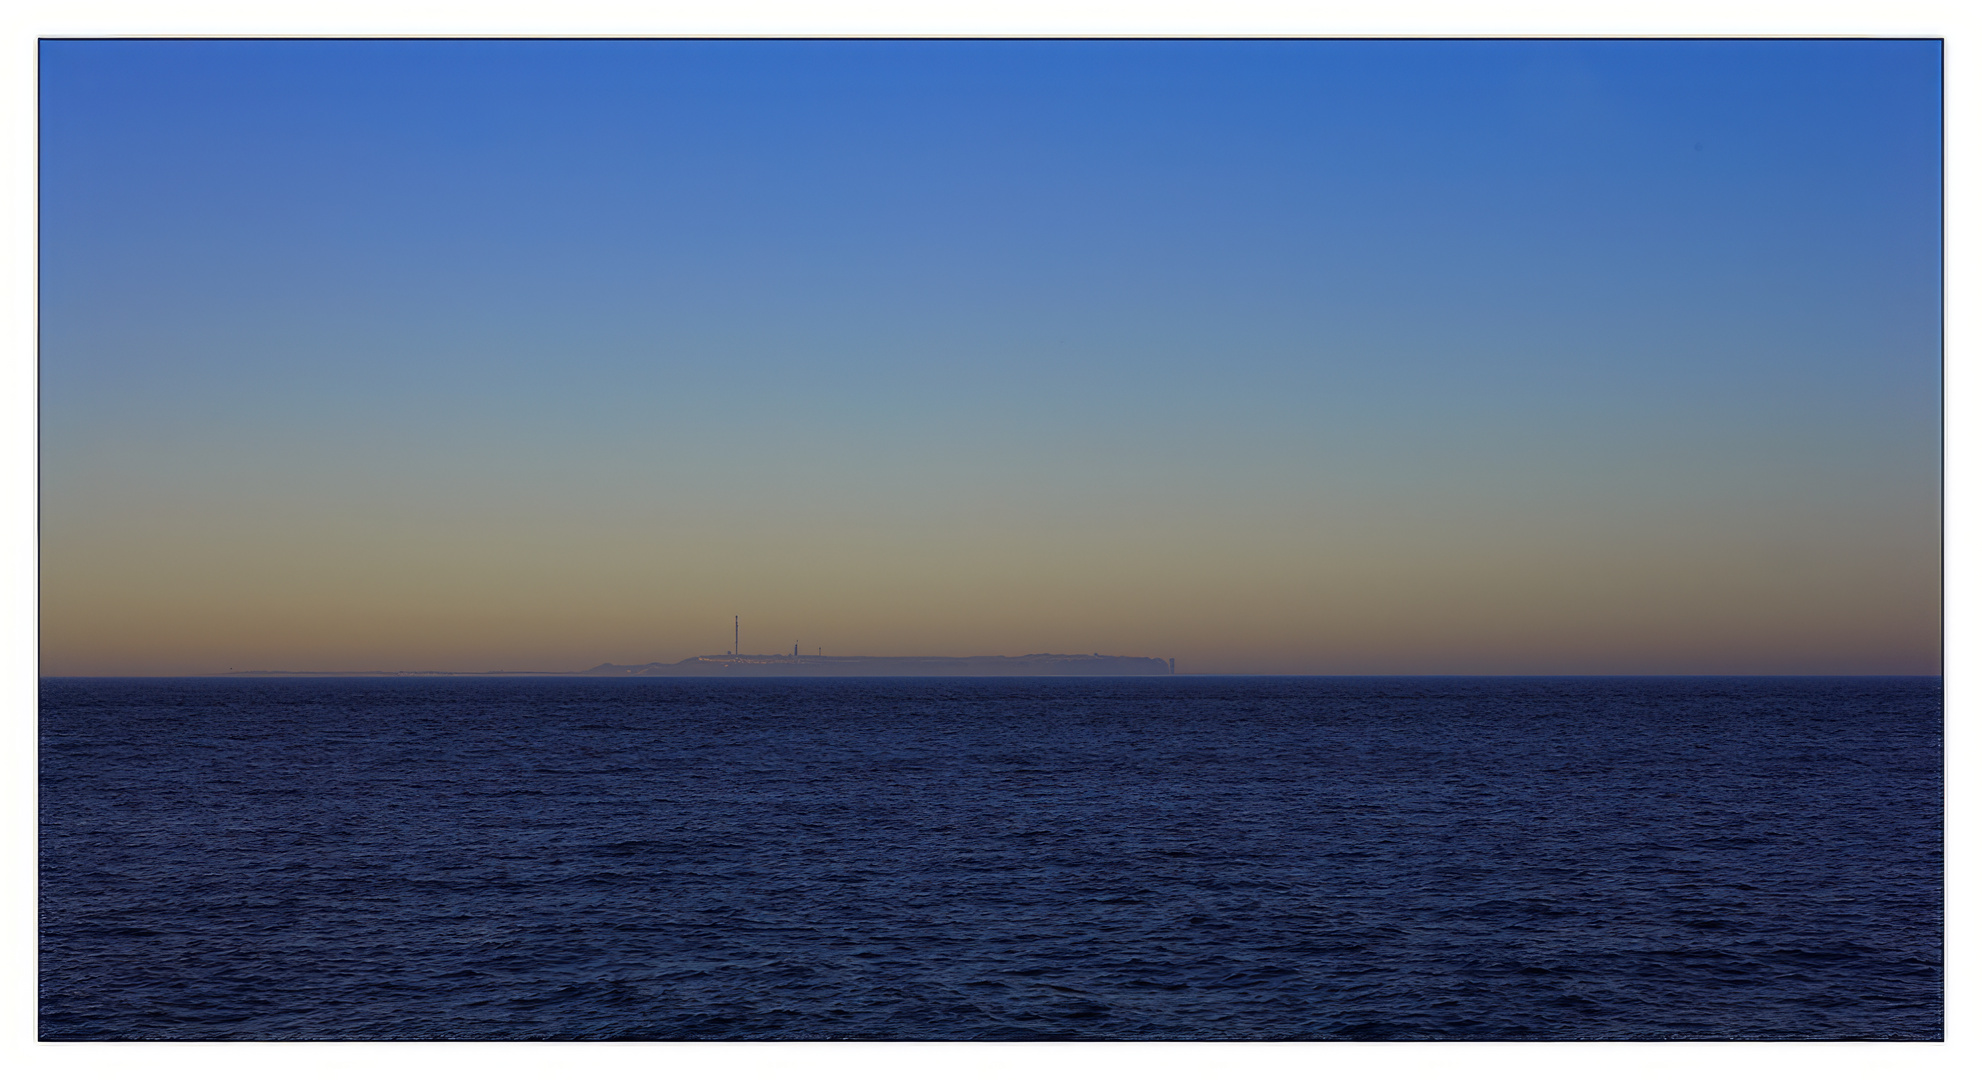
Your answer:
39,40 -> 1941,676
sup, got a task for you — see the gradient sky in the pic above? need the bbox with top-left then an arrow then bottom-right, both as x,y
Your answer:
39,39 -> 1941,675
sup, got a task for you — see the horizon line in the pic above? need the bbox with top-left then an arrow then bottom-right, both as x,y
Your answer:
40,671 -> 1946,679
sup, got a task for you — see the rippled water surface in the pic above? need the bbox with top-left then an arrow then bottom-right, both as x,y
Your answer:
40,676 -> 1941,1040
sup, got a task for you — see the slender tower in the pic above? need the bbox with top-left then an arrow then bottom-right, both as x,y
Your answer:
734,615 -> 739,656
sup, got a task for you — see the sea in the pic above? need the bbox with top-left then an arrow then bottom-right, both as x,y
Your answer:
38,676 -> 1942,1040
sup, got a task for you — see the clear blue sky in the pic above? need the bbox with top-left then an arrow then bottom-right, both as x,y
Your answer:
39,40 -> 1941,674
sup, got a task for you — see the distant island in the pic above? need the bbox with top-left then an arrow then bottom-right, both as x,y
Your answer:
216,653 -> 1177,677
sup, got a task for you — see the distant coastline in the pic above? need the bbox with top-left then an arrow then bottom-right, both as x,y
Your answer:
207,653 -> 1177,677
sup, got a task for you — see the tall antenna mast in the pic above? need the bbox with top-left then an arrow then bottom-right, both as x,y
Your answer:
734,615 -> 739,656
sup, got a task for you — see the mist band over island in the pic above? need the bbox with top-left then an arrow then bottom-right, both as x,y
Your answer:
215,614 -> 1176,676
217,653 -> 1179,677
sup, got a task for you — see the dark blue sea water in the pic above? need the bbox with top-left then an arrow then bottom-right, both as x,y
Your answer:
39,676 -> 1941,1040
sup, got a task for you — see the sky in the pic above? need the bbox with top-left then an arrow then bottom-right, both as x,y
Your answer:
37,39 -> 1942,675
